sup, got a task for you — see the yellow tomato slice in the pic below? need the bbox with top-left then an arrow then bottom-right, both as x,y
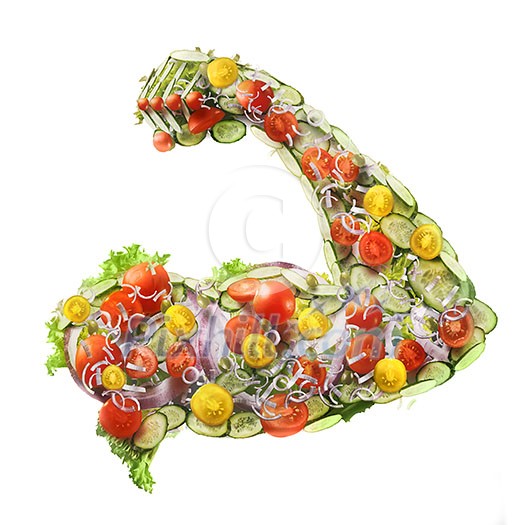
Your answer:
63,295 -> 91,323
190,384 -> 234,426
298,308 -> 331,340
165,305 -> 196,336
242,334 -> 276,368
363,185 -> 394,217
374,358 -> 407,393
207,57 -> 238,88
410,224 -> 442,260
101,365 -> 127,390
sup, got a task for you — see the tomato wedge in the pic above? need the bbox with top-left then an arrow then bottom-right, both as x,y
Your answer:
227,278 -> 260,303
224,314 -> 262,354
165,341 -> 197,378
260,394 -> 309,437
438,306 -> 474,348
345,333 -> 385,375
394,339 -> 427,371
331,151 -> 359,183
301,147 -> 333,181
188,107 -> 225,134
99,396 -> 142,439
331,215 -> 361,246
236,79 -> 274,114
358,231 -> 393,266
125,346 -> 158,379
264,110 -> 298,143
293,356 -> 327,391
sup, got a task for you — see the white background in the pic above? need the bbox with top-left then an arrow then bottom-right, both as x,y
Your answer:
1,1 -> 523,524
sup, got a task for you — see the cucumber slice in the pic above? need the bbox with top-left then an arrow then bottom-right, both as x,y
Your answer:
170,50 -> 210,62
312,295 -> 345,316
186,412 -> 229,437
219,291 -> 244,313
305,395 -> 330,422
416,361 -> 453,385
215,369 -> 252,395
281,268 -> 309,292
228,412 -> 263,438
176,124 -> 206,146
217,273 -> 248,292
324,242 -> 342,284
338,383 -> 359,404
380,214 -> 416,249
450,327 -> 486,363
168,272 -> 184,284
211,119 -> 246,144
304,414 -> 342,433
440,252 -> 467,281
171,283 -> 186,303
275,84 -> 303,105
183,277 -> 199,291
331,126 -> 358,153
81,278 -> 117,297
350,265 -> 386,291
277,145 -> 302,177
374,391 -> 402,404
251,126 -> 282,149
308,284 -> 340,296
247,266 -> 283,279
387,174 -> 415,207
218,96 -> 244,115
470,299 -> 497,334
454,342 -> 486,371
178,321 -> 198,341
158,405 -> 186,430
441,239 -> 458,260
392,194 -> 417,218
401,379 -> 437,397
412,213 -> 437,228
292,122 -> 330,154
148,327 -> 177,362
133,413 -> 168,450
372,285 -> 411,314
243,69 -> 280,88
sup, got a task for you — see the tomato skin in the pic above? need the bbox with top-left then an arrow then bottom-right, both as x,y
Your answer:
264,111 -> 298,143
224,314 -> 262,354
301,147 -> 333,181
293,356 -> 327,391
345,292 -> 383,330
99,397 -> 142,439
358,231 -> 393,266
331,151 -> 359,183
438,307 -> 474,348
165,93 -> 182,111
122,262 -> 170,314
100,290 -> 143,331
331,215 -> 361,246
125,346 -> 158,379
153,131 -> 174,152
227,278 -> 261,303
186,91 -> 204,110
165,341 -> 197,378
394,339 -> 427,371
253,280 -> 296,325
150,96 -> 164,111
260,394 -> 309,437
188,107 -> 225,134
345,333 -> 386,375
137,98 -> 149,110
236,80 -> 274,114
75,334 -> 123,379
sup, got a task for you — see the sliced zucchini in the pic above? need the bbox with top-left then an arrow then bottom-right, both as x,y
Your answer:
219,291 -> 244,313
305,395 -> 330,422
176,123 -> 206,146
247,266 -> 283,279
148,327 -> 177,362
350,264 -> 386,291
228,412 -> 263,438
416,361 -> 453,386
400,379 -> 437,397
304,414 -> 342,433
133,412 -> 168,450
186,412 -> 229,437
454,342 -> 486,371
450,327 -> 486,363
217,273 -> 247,292
158,405 -> 186,431
380,214 -> 416,249
292,122 -> 330,154
275,84 -> 303,105
281,268 -> 309,292
215,369 -> 252,395
277,145 -> 302,177
251,126 -> 282,149
211,119 -> 246,143
372,285 -> 411,314
469,299 -> 497,334
440,252 -> 467,281
218,96 -> 244,115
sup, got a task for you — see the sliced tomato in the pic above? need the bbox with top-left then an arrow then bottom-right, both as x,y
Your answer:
260,394 -> 309,437
125,346 -> 158,379
358,231 -> 393,266
185,91 -> 204,110
301,147 -> 333,181
137,98 -> 149,110
224,314 -> 262,354
293,356 -> 327,391
345,292 -> 383,330
188,107 -> 225,134
394,339 -> 427,371
122,262 -> 170,314
253,280 -> 296,325
165,341 -> 197,378
264,110 -> 298,143
331,151 -> 359,183
153,130 -> 175,152
165,93 -> 182,111
227,278 -> 260,303
236,79 -> 274,114
331,215 -> 361,246
438,306 -> 474,348
345,333 -> 385,375
150,96 -> 164,111
98,396 -> 142,439
75,334 -> 123,381
100,290 -> 143,331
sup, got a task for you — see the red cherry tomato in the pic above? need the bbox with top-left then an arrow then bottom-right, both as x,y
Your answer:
331,215 -> 361,246
137,98 -> 149,110
227,278 -> 261,303
345,292 -> 383,330
301,147 -> 333,181
75,334 -> 123,380
345,333 -> 385,375
98,396 -> 142,439
260,394 -> 309,437
153,131 -> 174,152
394,339 -> 427,371
236,79 -> 274,114
165,341 -> 197,377
150,96 -> 164,111
122,262 -> 170,314
253,280 -> 296,325
358,231 -> 393,266
293,356 -> 327,391
264,110 -> 298,143
188,107 -> 225,134
331,151 -> 359,183
186,91 -> 204,110
125,346 -> 158,379
100,290 -> 143,331
224,314 -> 262,354
165,93 -> 182,111
438,306 -> 474,348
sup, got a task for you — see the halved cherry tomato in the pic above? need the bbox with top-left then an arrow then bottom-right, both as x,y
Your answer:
260,393 -> 309,437
253,280 -> 296,325
227,278 -> 261,303
137,98 -> 149,110
331,215 -> 361,246
374,358 -> 407,393
345,292 -> 383,330
100,290 -> 143,331
75,334 -> 123,380
208,57 -> 238,88
293,356 -> 327,391
358,231 -> 393,266
345,333 -> 385,375
191,384 -> 234,426
188,107 -> 225,134
236,79 -> 274,114
264,110 -> 298,143
301,147 -> 333,181
165,93 -> 182,111
410,224 -> 442,260
122,262 -> 170,314
153,131 -> 174,152
331,151 -> 359,183
98,396 -> 142,439
150,96 -> 164,111
185,91 -> 204,110
125,346 -> 158,379
224,314 -> 262,354
438,306 -> 474,348
394,339 -> 427,371
165,341 -> 197,377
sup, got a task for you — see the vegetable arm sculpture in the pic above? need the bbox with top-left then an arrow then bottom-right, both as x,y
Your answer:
46,48 -> 497,492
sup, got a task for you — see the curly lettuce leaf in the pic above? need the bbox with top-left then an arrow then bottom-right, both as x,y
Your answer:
211,258 -> 254,284
45,316 -> 66,375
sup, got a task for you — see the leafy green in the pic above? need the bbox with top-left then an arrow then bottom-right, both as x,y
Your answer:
211,258 -> 254,284
332,400 -> 373,422
384,252 -> 409,281
96,423 -> 159,493
45,316 -> 66,375
134,110 -> 144,125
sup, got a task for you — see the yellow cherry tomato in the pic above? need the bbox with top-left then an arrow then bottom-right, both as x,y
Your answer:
363,185 -> 394,217
410,224 -> 442,260
374,358 -> 407,393
298,308 -> 331,340
242,334 -> 276,368
101,365 -> 127,390
190,383 -> 234,426
63,295 -> 91,323
165,305 -> 196,336
207,57 -> 238,88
